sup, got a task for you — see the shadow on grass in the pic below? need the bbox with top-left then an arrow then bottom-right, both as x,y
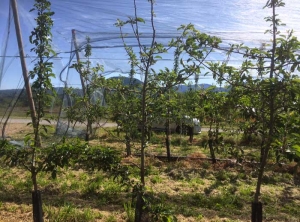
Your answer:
0,179 -> 299,221
0,184 -> 127,212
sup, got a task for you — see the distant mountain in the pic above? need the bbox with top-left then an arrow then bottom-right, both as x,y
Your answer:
0,88 -> 24,97
0,81 -> 228,100
0,88 -> 28,106
0,87 -> 65,96
108,76 -> 143,86
175,84 -> 228,93
107,77 -> 229,93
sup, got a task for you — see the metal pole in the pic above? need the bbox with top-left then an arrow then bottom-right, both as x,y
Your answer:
72,29 -> 86,95
10,0 -> 38,129
72,29 -> 93,140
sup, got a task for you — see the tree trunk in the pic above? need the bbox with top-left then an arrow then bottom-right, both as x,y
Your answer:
147,127 -> 152,141
125,134 -> 131,156
253,2 -> 277,219
32,190 -> 44,222
208,129 -> 216,164
165,119 -> 171,162
188,126 -> 193,143
215,122 -> 219,152
208,138 -> 217,164
134,190 -> 144,222
166,137 -> 171,161
85,121 -> 93,141
32,171 -> 43,222
260,146 -> 265,164
117,124 -> 120,137
251,202 -> 262,222
254,143 -> 270,204
85,124 -> 89,141
137,72 -> 147,222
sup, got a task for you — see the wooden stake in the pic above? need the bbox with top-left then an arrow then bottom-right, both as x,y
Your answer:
72,29 -> 86,95
10,0 -> 38,130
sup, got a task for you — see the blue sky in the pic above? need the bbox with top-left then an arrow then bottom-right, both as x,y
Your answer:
1,0 -> 300,89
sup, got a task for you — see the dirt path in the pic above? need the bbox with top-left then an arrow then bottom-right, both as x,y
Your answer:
0,118 -> 117,138
2,118 -> 117,127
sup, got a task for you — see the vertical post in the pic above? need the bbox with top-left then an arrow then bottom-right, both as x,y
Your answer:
10,0 -> 38,129
72,29 -> 92,140
166,87 -> 171,162
11,2 -> 43,222
72,29 -> 86,95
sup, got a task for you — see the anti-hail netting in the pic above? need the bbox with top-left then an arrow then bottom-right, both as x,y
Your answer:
0,17 -> 245,138
43,27 -> 268,137
1,0 -> 300,138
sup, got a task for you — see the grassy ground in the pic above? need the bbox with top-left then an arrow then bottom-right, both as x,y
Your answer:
0,123 -> 299,222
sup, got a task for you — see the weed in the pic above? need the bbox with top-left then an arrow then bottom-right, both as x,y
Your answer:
128,165 -> 141,178
239,185 -> 253,202
177,205 -> 197,217
124,202 -> 135,222
144,193 -> 178,222
189,177 -> 205,186
215,170 -> 229,181
238,134 -> 262,146
96,180 -> 124,205
282,202 -> 300,217
155,146 -> 165,155
69,180 -> 80,190
223,136 -> 236,147
149,133 -> 162,144
237,172 -> 248,180
99,132 -> 109,140
79,173 -> 88,181
105,214 -> 118,222
44,203 -> 97,222
184,191 -> 244,213
172,137 -> 188,147
265,172 -> 293,184
228,173 -> 238,184
81,174 -> 105,196
60,181 -> 69,194
167,169 -> 185,180
201,161 -> 210,169
261,193 -> 276,203
14,178 -> 32,192
19,204 -> 30,213
6,205 -> 18,213
251,170 -> 259,178
196,213 -> 204,221
199,134 -> 209,148
150,175 -> 162,184
224,185 -> 238,194
145,163 -> 160,176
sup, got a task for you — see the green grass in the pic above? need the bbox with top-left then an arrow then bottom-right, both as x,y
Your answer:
0,123 -> 299,221
0,157 -> 299,221
43,203 -> 103,222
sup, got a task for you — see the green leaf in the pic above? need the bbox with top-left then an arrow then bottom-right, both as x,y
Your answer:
136,17 -> 145,23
